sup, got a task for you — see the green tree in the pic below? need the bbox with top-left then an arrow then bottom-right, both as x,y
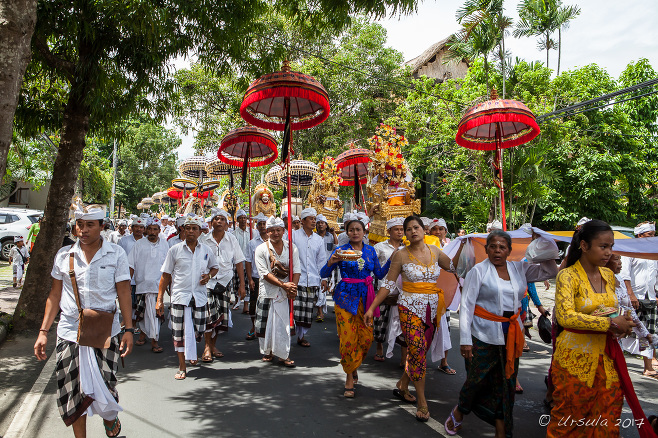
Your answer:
554,2 -> 580,75
115,120 -> 180,212
514,0 -> 560,69
13,0 -> 420,329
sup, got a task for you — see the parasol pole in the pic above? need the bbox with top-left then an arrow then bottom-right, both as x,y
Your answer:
495,123 -> 507,231
248,169 -> 253,239
283,96 -> 295,332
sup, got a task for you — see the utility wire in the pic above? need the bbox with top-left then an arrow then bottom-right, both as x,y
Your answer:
252,31 -> 470,108
537,78 -> 658,123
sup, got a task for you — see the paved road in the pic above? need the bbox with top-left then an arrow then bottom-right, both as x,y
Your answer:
1,299 -> 657,438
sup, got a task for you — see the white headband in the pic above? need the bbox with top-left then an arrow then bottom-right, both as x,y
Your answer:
254,212 -> 269,223
131,218 -> 147,227
386,217 -> 404,229
266,216 -> 285,229
211,208 -> 230,220
316,214 -> 328,224
300,207 -> 317,219
184,216 -> 204,228
73,204 -> 105,221
634,223 -> 655,236
236,209 -> 247,218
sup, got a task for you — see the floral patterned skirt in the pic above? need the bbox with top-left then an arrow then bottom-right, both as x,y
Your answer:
398,304 -> 435,381
547,356 -> 622,438
335,301 -> 373,374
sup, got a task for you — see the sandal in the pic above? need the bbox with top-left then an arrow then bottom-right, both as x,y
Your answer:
135,338 -> 147,346
393,388 -> 416,404
279,358 -> 296,368
201,355 -> 213,363
262,354 -> 274,362
416,405 -> 430,422
151,346 -> 164,353
297,338 -> 311,347
174,370 -> 186,380
445,407 -> 462,435
344,387 -> 355,398
189,359 -> 198,366
212,351 -> 224,358
438,365 -> 456,375
104,417 -> 121,437
523,344 -> 530,352
643,370 -> 658,378
246,331 -> 256,341
374,354 -> 385,362
316,316 -> 324,323
515,383 -> 524,394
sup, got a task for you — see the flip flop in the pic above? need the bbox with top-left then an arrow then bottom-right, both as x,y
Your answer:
416,406 -> 430,422
515,383 -> 524,394
104,417 -> 121,437
279,359 -> 296,368
135,338 -> 147,346
174,370 -> 186,380
316,316 -> 324,323
523,344 -> 530,352
445,408 -> 462,435
374,354 -> 385,362
393,388 -> 416,404
643,370 -> 658,378
212,351 -> 224,358
151,346 -> 164,353
201,355 -> 213,363
189,359 -> 198,366
297,338 -> 311,347
262,355 -> 273,362
344,387 -> 355,398
438,365 -> 456,375
246,331 -> 256,341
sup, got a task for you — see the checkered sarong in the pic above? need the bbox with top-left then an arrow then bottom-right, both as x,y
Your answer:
134,293 -> 146,322
293,286 -> 318,328
249,278 -> 260,316
638,300 -> 657,335
170,301 -> 207,347
55,336 -> 120,426
206,288 -> 229,335
373,304 -> 391,343
255,296 -> 272,338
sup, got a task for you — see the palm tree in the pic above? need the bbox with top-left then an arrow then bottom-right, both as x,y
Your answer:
514,0 -> 560,70
554,3 -> 581,75
445,0 -> 511,93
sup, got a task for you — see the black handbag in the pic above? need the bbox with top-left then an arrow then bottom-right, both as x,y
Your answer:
639,298 -> 657,313
537,311 -> 552,344
210,282 -> 228,297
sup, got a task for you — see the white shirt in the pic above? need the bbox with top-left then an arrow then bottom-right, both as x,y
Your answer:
374,240 -> 397,266
460,258 -> 557,346
318,232 -> 336,259
51,240 -> 131,342
246,234 -> 267,278
9,245 -> 28,266
620,256 -> 657,300
101,229 -> 117,244
232,226 -> 251,256
255,240 -> 301,298
201,231 -> 245,288
292,228 -> 327,287
161,240 -> 219,307
118,235 -> 143,285
168,234 -> 184,248
128,237 -> 169,294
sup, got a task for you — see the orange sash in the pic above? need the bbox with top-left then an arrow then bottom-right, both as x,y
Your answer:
402,282 -> 446,318
473,305 -> 523,379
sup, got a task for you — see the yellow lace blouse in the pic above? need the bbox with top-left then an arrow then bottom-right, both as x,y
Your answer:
554,260 -> 618,388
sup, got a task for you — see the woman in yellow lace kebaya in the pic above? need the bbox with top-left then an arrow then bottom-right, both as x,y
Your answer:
365,216 -> 464,422
547,220 -> 636,438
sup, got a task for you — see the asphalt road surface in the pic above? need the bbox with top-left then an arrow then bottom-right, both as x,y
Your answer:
1,300 -> 657,438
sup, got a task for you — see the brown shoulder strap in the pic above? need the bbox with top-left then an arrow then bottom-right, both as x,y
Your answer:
267,242 -> 277,266
69,253 -> 83,313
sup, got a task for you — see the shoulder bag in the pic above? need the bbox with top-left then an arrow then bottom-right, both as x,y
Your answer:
267,243 -> 289,280
69,253 -> 115,349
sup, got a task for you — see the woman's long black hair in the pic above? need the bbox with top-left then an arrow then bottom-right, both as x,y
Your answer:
565,219 -> 613,268
403,215 -> 424,231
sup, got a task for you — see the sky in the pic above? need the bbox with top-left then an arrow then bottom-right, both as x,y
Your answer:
173,0 -> 658,159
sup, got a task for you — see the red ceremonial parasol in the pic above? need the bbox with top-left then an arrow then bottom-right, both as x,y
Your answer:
167,187 -> 185,207
455,90 -> 540,231
240,60 -> 330,330
336,144 -> 371,207
218,126 -> 278,234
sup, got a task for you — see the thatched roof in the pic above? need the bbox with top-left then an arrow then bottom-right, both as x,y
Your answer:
405,36 -> 468,75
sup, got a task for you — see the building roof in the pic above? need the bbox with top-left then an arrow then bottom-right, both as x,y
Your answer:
405,36 -> 453,75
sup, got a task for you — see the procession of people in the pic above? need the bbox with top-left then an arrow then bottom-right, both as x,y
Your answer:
31,194 -> 658,437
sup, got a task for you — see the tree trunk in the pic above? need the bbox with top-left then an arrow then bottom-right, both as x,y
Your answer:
546,31 -> 550,70
484,56 -> 490,93
529,198 -> 538,224
500,35 -> 506,99
0,0 -> 37,184
13,80 -> 90,331
557,26 -> 562,76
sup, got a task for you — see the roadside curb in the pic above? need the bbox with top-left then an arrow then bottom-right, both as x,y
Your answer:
0,311 -> 13,346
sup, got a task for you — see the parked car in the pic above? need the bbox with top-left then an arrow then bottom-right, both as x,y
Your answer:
0,208 -> 43,261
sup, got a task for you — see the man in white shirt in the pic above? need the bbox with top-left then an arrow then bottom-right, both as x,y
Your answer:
200,208 -> 245,362
231,209 -> 251,313
291,207 -> 327,347
119,216 -> 146,332
314,214 -> 337,321
245,213 -> 269,340
159,215 -> 174,239
128,217 -> 169,353
620,221 -> 657,376
114,219 -> 129,241
157,216 -> 218,380
34,204 -> 133,436
9,236 -> 29,287
254,217 -> 300,367
168,216 -> 186,248
373,217 -> 404,363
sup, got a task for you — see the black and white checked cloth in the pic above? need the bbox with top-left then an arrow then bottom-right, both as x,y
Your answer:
293,286 -> 318,328
255,296 -> 271,338
170,301 -> 207,347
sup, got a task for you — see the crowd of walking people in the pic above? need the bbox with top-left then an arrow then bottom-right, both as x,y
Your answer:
31,202 -> 658,437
